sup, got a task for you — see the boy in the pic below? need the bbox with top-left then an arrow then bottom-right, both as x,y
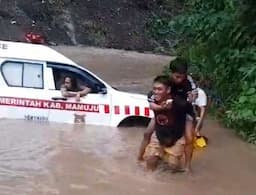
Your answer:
189,74 -> 208,137
143,75 -> 187,171
138,57 -> 195,173
194,87 -> 207,136
192,86 -> 208,148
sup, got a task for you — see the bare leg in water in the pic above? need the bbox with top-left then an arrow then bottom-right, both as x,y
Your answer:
137,118 -> 155,161
184,119 -> 195,173
138,117 -> 195,174
146,156 -> 160,171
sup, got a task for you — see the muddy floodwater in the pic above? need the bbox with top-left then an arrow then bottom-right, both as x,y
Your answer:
0,47 -> 256,195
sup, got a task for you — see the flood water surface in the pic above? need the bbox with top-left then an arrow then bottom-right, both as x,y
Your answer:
0,47 -> 255,194
0,119 -> 255,195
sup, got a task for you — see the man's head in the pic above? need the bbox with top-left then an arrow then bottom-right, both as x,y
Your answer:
169,57 -> 188,84
153,75 -> 171,102
64,76 -> 78,91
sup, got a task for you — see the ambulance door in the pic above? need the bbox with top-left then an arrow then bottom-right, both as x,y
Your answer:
44,62 -> 112,125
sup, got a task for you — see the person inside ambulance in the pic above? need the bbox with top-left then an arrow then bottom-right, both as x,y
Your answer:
61,76 -> 91,102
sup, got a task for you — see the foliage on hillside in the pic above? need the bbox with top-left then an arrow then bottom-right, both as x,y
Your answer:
149,0 -> 256,143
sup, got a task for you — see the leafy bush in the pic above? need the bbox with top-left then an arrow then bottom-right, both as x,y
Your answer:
149,0 -> 256,143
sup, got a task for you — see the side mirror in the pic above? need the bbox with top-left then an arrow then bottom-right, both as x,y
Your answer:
95,85 -> 107,94
98,87 -> 107,94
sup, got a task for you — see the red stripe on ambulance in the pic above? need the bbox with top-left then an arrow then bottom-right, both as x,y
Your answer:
104,105 -> 110,114
114,106 -> 120,114
134,106 -> 140,115
124,105 -> 130,115
111,105 -> 151,117
144,107 -> 150,117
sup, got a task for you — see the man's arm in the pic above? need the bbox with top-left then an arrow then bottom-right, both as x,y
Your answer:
186,75 -> 197,103
195,106 -> 206,132
147,90 -> 172,111
150,102 -> 163,111
195,88 -> 207,134
61,85 -> 91,98
150,101 -> 173,111
61,86 -> 77,97
78,86 -> 91,97
187,75 -> 196,90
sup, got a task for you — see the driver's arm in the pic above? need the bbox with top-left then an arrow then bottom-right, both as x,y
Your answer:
77,85 -> 91,97
61,85 -> 77,97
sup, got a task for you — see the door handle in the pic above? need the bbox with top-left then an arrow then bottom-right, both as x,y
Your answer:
51,97 -> 67,101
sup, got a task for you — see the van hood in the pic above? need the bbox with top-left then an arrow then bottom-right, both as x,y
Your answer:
114,90 -> 147,101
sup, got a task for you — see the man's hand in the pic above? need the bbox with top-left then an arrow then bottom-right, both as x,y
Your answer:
187,91 -> 193,102
161,100 -> 172,109
188,89 -> 198,103
75,93 -> 80,102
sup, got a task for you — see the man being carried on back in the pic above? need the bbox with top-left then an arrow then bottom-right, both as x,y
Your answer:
138,57 -> 196,173
143,75 -> 188,171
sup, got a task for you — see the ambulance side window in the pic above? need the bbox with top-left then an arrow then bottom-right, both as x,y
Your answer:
52,68 -> 87,90
23,63 -> 43,88
1,61 -> 43,89
47,62 -> 106,93
2,62 -> 22,86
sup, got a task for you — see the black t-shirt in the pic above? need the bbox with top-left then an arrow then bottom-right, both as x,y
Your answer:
170,79 -> 193,100
171,79 -> 196,119
154,99 -> 186,147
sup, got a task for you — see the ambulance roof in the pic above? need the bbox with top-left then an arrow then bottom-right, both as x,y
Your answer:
0,40 -> 76,65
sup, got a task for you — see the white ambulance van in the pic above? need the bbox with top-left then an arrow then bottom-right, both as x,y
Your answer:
0,41 -> 153,126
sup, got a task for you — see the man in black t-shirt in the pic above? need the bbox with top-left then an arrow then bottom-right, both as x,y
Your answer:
138,57 -> 196,173
143,75 -> 187,171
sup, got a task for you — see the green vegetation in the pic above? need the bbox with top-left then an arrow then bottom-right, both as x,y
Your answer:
149,0 -> 256,143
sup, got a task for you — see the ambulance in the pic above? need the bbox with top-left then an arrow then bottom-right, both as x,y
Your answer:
0,41 -> 153,126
